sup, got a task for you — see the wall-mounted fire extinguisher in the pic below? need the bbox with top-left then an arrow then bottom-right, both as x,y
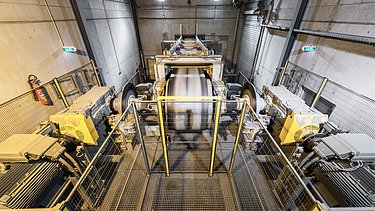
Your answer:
28,75 -> 53,105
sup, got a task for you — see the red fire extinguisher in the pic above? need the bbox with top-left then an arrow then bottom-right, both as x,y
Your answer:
28,75 -> 53,105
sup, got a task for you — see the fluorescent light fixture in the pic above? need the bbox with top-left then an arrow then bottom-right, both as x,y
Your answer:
158,0 -> 165,2
214,0 -> 220,1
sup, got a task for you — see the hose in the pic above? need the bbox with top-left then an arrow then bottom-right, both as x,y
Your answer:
58,157 -> 80,178
63,152 -> 83,175
302,157 -> 320,171
298,152 -> 315,168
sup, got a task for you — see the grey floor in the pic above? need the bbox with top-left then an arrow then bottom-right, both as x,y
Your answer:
98,134 -> 280,211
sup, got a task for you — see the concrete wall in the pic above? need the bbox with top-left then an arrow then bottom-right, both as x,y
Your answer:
252,0 -> 375,99
0,0 -> 89,104
241,0 -> 375,137
136,0 -> 243,68
78,0 -> 140,92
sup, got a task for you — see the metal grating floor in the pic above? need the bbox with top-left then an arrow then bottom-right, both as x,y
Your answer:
98,138 -> 280,210
146,142 -> 231,173
142,173 -> 238,211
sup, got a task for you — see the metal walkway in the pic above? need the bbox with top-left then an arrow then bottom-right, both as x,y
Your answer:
98,140 -> 280,211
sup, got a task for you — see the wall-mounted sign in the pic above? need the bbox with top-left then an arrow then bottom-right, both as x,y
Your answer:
302,45 -> 316,52
63,46 -> 77,52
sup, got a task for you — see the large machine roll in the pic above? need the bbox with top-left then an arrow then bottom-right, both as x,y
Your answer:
165,68 -> 213,131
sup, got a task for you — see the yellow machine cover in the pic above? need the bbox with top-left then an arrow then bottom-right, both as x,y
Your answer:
279,113 -> 328,145
50,114 -> 99,145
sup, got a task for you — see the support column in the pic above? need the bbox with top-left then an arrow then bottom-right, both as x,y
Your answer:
273,0 -> 309,85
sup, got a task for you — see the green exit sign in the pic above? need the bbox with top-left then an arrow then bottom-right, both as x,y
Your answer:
302,45 -> 316,52
63,46 -> 77,52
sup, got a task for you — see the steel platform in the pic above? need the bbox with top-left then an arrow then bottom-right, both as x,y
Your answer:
97,138 -> 280,211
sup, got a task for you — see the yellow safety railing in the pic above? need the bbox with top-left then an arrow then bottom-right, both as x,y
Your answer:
156,96 -> 224,176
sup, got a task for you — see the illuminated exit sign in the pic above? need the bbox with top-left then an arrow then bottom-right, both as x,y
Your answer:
302,45 -> 316,52
63,46 -> 77,52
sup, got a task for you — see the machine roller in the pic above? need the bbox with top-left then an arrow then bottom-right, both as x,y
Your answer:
165,68 -> 213,131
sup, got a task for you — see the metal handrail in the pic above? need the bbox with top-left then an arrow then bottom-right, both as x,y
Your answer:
64,104 -> 132,203
0,61 -> 93,107
246,103 -> 318,203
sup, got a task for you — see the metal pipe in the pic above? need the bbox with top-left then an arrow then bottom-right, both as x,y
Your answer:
250,25 -> 265,80
130,0 -> 146,68
53,78 -> 69,108
311,77 -> 328,108
157,100 -> 170,176
43,0 -> 64,47
228,100 -> 246,174
275,0 -> 309,84
158,96 -> 222,101
294,29 -> 375,45
261,24 -> 289,31
101,0 -> 122,75
209,99 -> 222,176
230,6 -> 241,68
132,102 -> 151,175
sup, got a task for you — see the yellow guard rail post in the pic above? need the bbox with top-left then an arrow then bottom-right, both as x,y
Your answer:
157,96 -> 222,177
228,100 -> 247,174
53,78 -> 69,108
278,60 -> 289,86
209,99 -> 222,177
311,77 -> 328,108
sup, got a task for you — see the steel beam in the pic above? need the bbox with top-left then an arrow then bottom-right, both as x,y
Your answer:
70,0 -> 98,67
130,0 -> 146,68
274,0 -> 309,85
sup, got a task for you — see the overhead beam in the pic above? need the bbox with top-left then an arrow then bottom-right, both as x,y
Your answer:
69,0 -> 97,66
274,0 -> 309,85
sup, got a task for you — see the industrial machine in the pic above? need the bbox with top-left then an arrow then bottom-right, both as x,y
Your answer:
0,86 -> 133,209
1,35 -> 375,211
293,132 -> 375,208
240,84 -> 328,146
240,83 -> 375,209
